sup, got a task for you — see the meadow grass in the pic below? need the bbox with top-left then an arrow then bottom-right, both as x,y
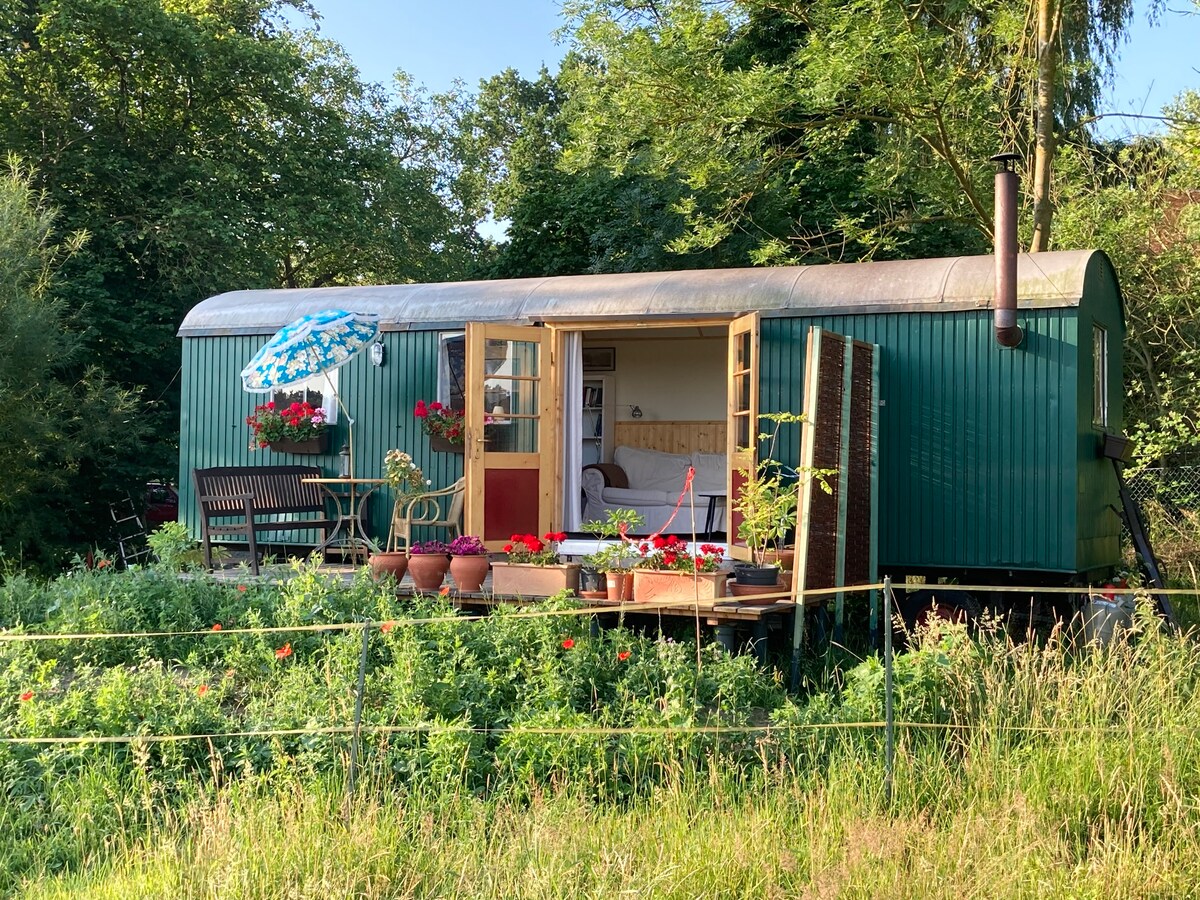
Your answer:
20,610 -> 1200,899
7,565 -> 1200,897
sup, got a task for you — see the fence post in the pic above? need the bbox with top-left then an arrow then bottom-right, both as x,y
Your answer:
347,620 -> 371,806
883,575 -> 895,808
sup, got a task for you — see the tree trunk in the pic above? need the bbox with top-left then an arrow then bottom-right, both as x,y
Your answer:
1030,0 -> 1058,252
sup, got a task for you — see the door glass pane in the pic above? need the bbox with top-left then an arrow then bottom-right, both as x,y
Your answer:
737,331 -> 751,369
483,338 -> 540,452
735,413 -> 751,449
736,372 -> 750,411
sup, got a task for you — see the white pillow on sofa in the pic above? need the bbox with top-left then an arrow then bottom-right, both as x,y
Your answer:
614,445 -> 692,494
690,452 -> 727,494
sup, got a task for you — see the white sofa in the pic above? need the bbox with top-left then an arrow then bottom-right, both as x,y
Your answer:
581,445 -> 727,534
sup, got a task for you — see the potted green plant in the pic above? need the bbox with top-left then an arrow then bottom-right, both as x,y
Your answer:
730,412 -> 832,602
370,450 -> 432,581
245,400 -> 329,453
490,532 -> 580,598
580,507 -> 645,601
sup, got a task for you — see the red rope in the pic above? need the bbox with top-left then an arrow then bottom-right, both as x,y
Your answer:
618,466 -> 696,544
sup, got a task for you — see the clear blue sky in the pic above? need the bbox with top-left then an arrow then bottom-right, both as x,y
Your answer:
295,0 -> 1200,137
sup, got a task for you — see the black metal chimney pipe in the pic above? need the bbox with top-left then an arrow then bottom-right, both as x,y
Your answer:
991,152 -> 1024,348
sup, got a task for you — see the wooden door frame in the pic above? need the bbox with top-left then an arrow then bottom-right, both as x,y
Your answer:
464,322 -> 556,549
726,312 -> 760,561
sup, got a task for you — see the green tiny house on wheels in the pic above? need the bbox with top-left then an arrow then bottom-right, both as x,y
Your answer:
177,248 -> 1125,584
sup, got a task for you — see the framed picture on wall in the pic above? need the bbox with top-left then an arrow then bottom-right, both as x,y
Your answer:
582,346 -> 616,372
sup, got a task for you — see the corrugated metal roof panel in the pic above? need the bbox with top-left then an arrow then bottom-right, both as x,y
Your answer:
178,250 -> 1104,336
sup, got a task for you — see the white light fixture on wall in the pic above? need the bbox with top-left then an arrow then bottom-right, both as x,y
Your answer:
370,341 -> 386,367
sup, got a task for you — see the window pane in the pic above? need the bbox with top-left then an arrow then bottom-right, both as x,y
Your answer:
735,413 -> 751,449
1092,324 -> 1108,428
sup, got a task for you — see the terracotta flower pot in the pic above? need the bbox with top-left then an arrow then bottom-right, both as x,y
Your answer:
408,553 -> 450,591
729,578 -> 785,606
605,570 -> 635,602
490,562 -> 581,598
368,551 -> 409,583
449,554 -> 490,592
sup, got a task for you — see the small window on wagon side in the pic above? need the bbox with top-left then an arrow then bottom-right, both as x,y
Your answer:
1092,323 -> 1108,429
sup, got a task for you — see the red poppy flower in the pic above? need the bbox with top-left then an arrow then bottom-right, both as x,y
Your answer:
617,651 -> 631,662
19,690 -> 33,702
96,558 -> 111,569
562,638 -> 575,650
211,623 -> 222,631
381,620 -> 395,634
197,684 -> 209,698
275,642 -> 293,660
439,586 -> 451,596
237,584 -> 247,592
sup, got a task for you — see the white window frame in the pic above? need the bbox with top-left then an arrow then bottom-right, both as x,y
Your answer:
1092,323 -> 1108,429
438,332 -> 466,410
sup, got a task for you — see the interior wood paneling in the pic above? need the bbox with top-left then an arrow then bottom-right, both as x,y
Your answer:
614,420 -> 726,454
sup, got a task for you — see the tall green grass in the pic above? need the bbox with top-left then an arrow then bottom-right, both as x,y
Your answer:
15,606 -> 1200,898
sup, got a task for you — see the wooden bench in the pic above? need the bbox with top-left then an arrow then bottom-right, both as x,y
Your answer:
192,465 -> 336,575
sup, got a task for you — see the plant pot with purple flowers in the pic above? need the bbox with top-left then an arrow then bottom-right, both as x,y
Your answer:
407,540 -> 451,592
448,535 -> 490,593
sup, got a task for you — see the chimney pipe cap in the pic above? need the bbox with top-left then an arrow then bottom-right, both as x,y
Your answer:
990,152 -> 1021,173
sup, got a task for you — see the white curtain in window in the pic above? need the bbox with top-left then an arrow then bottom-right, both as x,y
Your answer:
561,332 -> 584,530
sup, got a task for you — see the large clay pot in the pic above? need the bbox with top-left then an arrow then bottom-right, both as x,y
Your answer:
449,554 -> 490,592
605,570 -> 635,602
368,551 -> 408,583
407,553 -> 450,591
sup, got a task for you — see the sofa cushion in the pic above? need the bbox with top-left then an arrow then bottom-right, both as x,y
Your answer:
614,445 -> 692,494
690,452 -> 727,493
600,486 -> 674,507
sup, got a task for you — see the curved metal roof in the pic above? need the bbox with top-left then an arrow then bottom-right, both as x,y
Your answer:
178,250 -> 1112,337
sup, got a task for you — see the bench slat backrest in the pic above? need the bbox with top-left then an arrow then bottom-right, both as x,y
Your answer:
193,465 -> 326,518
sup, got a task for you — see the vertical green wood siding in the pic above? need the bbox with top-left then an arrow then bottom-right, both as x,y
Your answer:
179,331 -> 463,547
762,308 -> 1095,574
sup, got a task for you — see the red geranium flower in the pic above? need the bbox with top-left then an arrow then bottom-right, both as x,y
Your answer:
562,638 -> 575,649
275,642 -> 293,660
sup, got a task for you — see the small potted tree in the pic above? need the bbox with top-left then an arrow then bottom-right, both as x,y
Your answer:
730,412 -> 832,602
580,508 -> 645,601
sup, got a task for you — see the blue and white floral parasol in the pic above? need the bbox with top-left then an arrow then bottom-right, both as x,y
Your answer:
240,309 -> 380,393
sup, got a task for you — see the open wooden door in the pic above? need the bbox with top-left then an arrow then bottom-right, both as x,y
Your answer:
464,323 -> 556,549
726,312 -> 759,561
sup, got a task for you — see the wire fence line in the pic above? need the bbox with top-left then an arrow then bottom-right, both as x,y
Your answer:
2,577 -> 1190,805
1128,466 -> 1200,511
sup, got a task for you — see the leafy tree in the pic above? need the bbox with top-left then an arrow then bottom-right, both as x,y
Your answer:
560,0 -> 1147,261
0,0 -> 482,554
1053,97 -> 1200,464
0,159 -> 145,569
